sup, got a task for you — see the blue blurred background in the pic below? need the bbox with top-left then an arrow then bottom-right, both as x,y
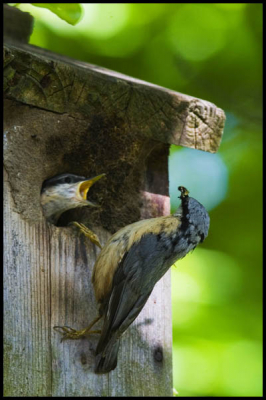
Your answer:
14,3 -> 262,396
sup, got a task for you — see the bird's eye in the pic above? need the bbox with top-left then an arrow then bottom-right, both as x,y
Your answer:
64,177 -> 71,184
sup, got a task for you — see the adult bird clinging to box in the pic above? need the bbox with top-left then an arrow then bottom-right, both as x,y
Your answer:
49,182 -> 210,374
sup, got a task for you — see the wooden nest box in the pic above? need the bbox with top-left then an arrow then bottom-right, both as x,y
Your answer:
3,5 -> 225,397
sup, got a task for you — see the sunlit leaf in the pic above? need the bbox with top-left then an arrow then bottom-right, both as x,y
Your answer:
30,3 -> 83,25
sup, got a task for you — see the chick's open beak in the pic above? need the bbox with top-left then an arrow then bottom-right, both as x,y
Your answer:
77,173 -> 106,206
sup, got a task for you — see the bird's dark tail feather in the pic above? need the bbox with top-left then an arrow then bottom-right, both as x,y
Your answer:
95,340 -> 120,374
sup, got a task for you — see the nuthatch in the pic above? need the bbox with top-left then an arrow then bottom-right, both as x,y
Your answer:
40,172 -> 105,247
55,186 -> 210,374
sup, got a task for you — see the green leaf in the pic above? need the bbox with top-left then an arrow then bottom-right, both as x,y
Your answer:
30,3 -> 83,25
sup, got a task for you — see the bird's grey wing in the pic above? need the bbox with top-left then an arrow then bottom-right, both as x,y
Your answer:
96,233 -> 162,355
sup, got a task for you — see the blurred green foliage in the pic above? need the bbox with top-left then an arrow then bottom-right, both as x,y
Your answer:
15,3 -> 262,396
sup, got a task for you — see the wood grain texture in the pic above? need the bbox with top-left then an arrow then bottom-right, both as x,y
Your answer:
4,167 -> 172,396
4,42 -> 225,154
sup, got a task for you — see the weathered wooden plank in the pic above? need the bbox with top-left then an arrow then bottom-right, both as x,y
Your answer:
4,42 -> 225,154
4,165 -> 172,396
4,168 -> 52,396
49,226 -> 110,396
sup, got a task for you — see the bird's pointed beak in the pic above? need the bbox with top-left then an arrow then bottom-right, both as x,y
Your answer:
77,173 -> 106,206
178,186 -> 189,199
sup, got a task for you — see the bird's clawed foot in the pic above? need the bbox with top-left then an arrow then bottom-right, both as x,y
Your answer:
54,315 -> 102,342
69,221 -> 102,249
54,325 -> 101,342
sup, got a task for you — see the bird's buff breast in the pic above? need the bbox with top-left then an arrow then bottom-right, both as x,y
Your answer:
92,215 -> 181,305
